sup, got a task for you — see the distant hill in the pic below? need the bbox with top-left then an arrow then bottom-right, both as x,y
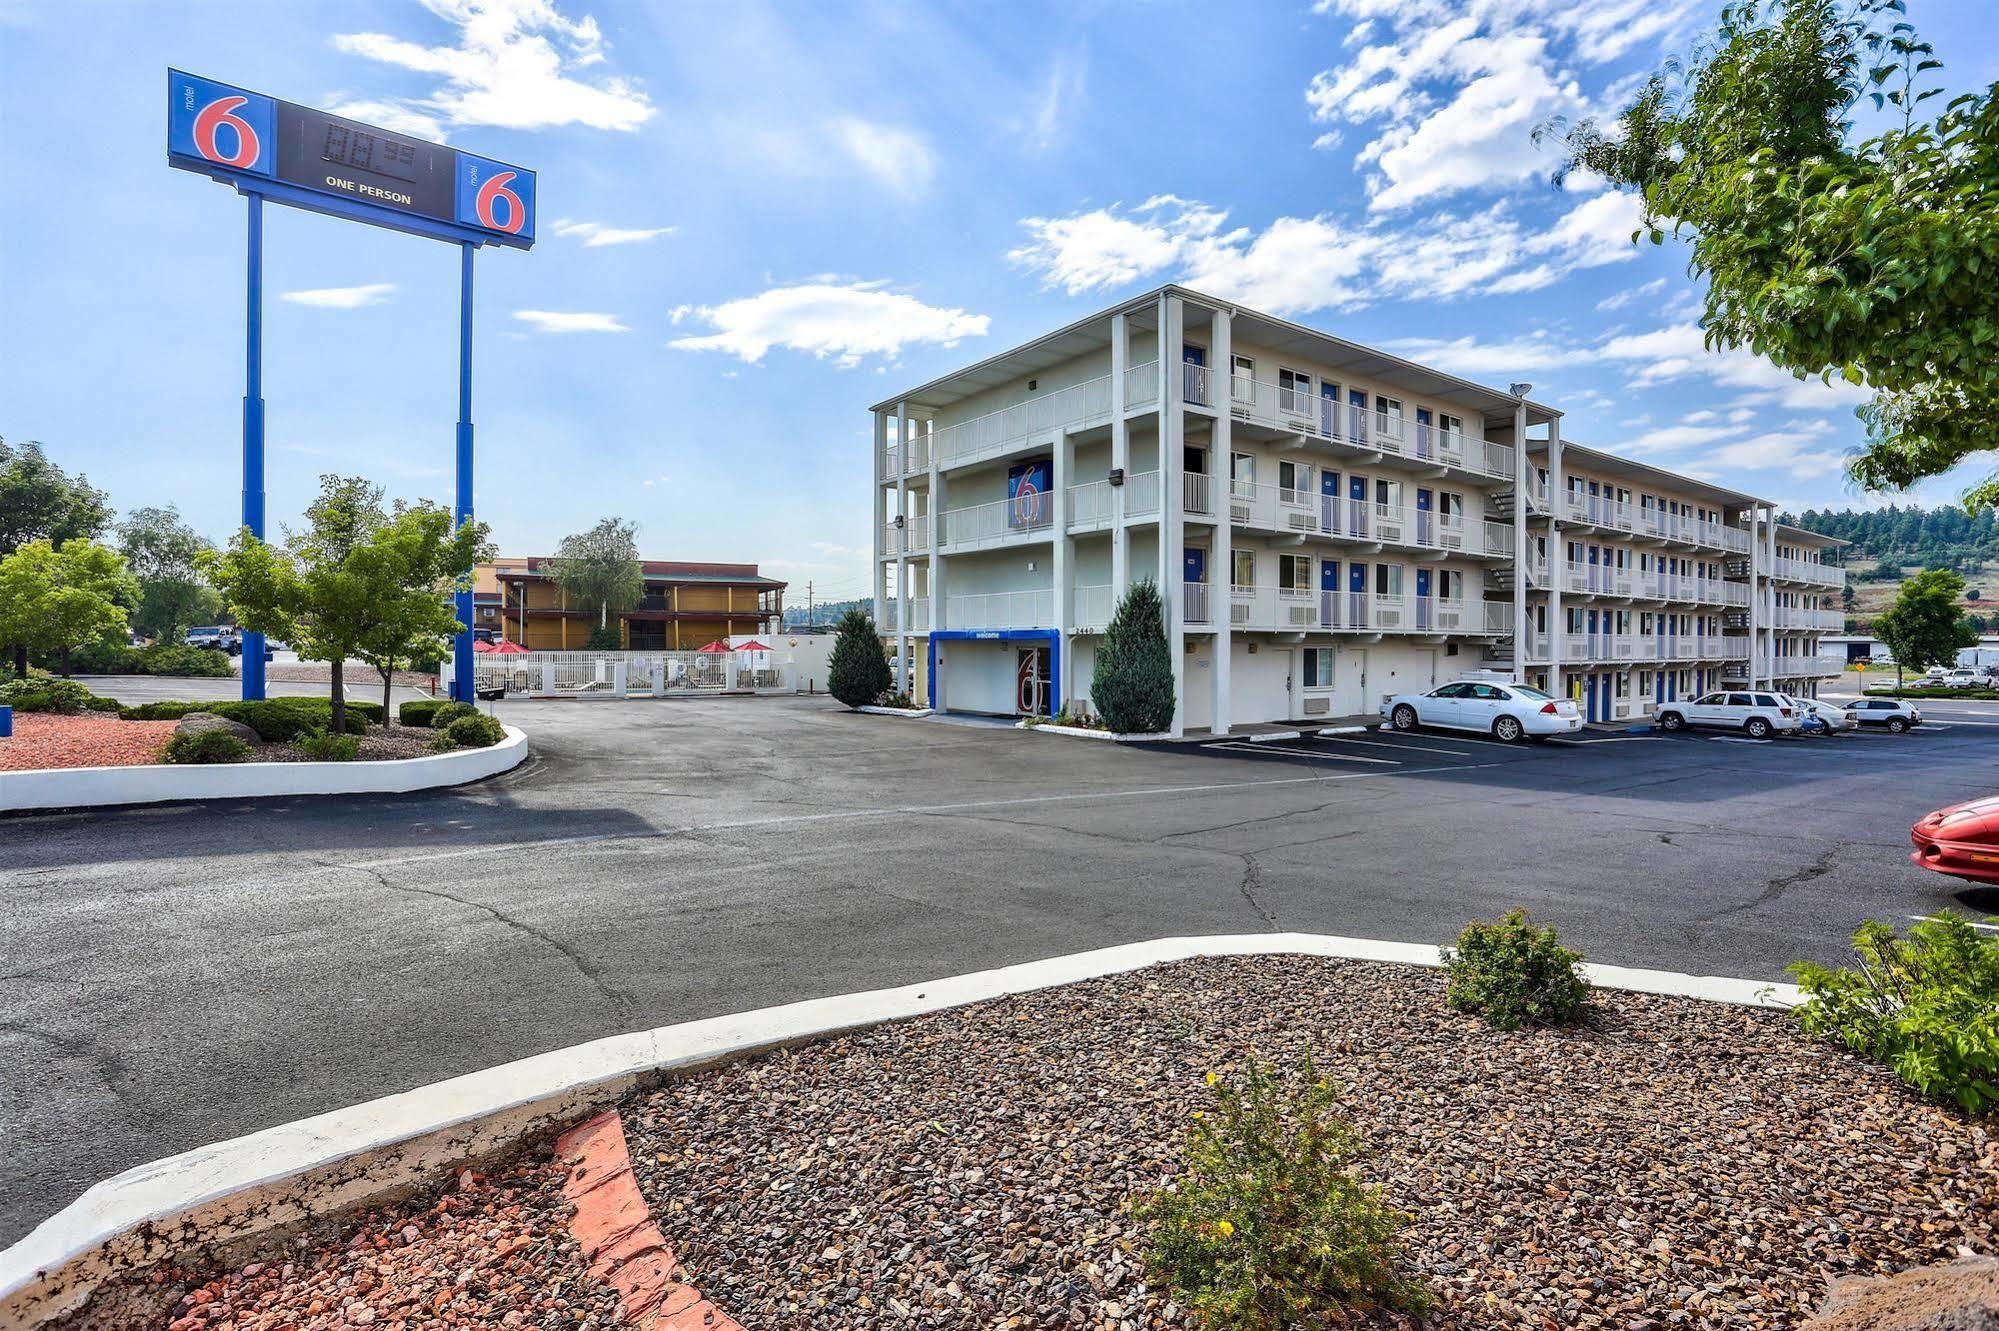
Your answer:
783,598 -> 868,630
1784,505 -> 1999,630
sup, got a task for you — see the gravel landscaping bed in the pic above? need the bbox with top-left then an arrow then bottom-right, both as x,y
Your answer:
247,723 -> 451,763
623,955 -> 1994,1330
0,714 -> 176,771
74,1153 -> 628,1331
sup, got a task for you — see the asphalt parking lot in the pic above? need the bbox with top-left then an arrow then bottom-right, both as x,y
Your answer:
3,690 -> 1996,1245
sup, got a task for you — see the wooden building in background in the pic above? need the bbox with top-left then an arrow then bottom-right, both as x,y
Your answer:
474,558 -> 786,651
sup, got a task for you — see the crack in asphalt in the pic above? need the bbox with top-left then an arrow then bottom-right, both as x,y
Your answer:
1701,843 -> 1849,924
0,1021 -> 160,1125
328,860 -> 637,1022
1236,852 -> 1278,931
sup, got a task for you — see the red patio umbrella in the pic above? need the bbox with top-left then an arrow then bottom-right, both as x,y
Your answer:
697,640 -> 732,652
472,639 -> 498,653
490,639 -> 530,654
733,640 -> 772,653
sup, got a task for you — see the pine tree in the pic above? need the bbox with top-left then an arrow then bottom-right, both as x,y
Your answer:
828,607 -> 892,708
1091,577 -> 1175,734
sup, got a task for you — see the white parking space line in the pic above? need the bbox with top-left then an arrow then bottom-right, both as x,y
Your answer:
1207,742 -> 1397,764
1545,735 -> 1664,745
1709,736 -> 1772,745
1910,914 -> 1999,934
1310,733 -> 1471,756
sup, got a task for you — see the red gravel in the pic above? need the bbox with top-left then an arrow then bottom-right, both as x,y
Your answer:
93,1155 -> 632,1330
0,713 -> 176,771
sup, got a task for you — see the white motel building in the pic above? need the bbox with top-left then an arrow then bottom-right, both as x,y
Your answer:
871,285 -> 1848,736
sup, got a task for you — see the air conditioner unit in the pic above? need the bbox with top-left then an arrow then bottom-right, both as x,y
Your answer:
1303,697 -> 1330,715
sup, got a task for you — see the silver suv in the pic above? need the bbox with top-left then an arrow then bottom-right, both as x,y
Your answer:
1655,690 -> 1800,739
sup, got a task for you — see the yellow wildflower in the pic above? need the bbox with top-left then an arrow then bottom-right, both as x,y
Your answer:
1216,1219 -> 1234,1237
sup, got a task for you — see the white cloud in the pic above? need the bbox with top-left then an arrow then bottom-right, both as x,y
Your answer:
1306,0 -> 1700,211
333,0 -> 654,133
550,218 -> 676,247
1620,423 -> 1750,455
1706,432 -> 1849,478
1008,189 -> 1640,313
1596,276 -> 1667,312
830,118 -> 936,198
1598,323 -> 1871,411
318,99 -> 447,141
669,280 -> 989,367
281,283 -> 396,309
1381,332 -> 1588,376
1011,46 -> 1087,152
512,309 -> 629,333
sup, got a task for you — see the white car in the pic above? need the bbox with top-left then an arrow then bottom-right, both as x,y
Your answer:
1655,689 -> 1800,738
1383,680 -> 1582,742
1851,697 -> 1921,732
1787,695 -> 1858,733
1943,669 -> 1983,689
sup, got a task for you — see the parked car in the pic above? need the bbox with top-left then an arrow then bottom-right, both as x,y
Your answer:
1653,690 -> 1800,738
1911,794 -> 1999,884
1851,697 -> 1921,732
184,626 -> 236,652
1785,696 -> 1858,734
1382,679 -> 1582,742
1944,668 -> 1984,689
1923,664 -> 1950,682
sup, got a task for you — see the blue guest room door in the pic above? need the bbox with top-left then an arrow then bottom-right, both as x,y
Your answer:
1348,474 -> 1368,537
1348,562 -> 1367,628
1184,547 -> 1205,586
1415,567 -> 1432,629
1321,558 -> 1340,628
1415,487 -> 1433,545
1320,468 -> 1340,533
1320,379 -> 1339,437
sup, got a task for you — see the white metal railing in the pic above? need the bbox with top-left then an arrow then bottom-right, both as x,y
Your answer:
1184,580 -> 1211,625
1184,472 -> 1215,516
879,520 -> 931,558
1772,606 -> 1846,630
1551,632 -> 1751,664
468,649 -> 795,697
1125,360 -> 1159,409
922,374 -> 1115,472
1223,480 -> 1512,557
939,493 -> 1055,551
879,596 -> 930,633
1066,469 -> 1162,530
1222,589 -> 1506,635
1772,555 -> 1844,587
1224,376 -> 1515,481
945,588 -> 1054,630
1072,584 -> 1115,633
1182,361 -> 1211,407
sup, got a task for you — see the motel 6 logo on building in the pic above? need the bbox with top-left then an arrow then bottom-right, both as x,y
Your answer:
457,154 -> 535,239
169,72 -> 274,177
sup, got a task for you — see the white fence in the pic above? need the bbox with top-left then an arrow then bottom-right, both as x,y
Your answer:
459,649 -> 799,699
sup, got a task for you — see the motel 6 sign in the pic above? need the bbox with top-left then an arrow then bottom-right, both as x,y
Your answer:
168,69 -> 535,245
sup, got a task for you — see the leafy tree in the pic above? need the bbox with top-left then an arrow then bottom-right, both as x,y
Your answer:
119,505 -> 221,643
1543,0 -> 1999,505
550,517 -> 644,634
205,475 -> 490,734
827,607 -> 890,708
1091,577 -> 1174,734
0,438 -> 113,676
0,539 -> 136,676
354,503 -> 497,719
1874,566 -> 1978,683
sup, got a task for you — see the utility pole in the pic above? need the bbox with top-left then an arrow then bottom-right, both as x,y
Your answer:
807,580 -> 815,629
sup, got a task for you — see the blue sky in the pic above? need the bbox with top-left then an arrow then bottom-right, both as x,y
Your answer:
3,0 -> 1994,606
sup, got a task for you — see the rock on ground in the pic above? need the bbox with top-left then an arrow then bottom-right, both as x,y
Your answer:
1809,1255 -> 1999,1330
173,713 -> 262,744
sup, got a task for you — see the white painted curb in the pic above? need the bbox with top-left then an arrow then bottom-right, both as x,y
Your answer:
856,705 -> 933,718
1246,730 -> 1304,743
0,932 -> 1801,1327
0,725 -> 528,813
1021,722 -> 1171,742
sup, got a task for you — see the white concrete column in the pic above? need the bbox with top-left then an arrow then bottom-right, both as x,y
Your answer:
1211,306 -> 1233,734
930,455 -> 947,635
873,411 -> 889,626
895,400 -> 912,695
1159,293 -> 1187,736
1110,311 -> 1129,596
1510,401 -> 1530,683
1053,425 -> 1073,713
1547,414 -> 1564,690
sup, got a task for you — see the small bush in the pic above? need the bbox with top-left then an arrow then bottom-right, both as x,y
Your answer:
0,677 -> 95,714
399,699 -> 446,727
162,730 -> 249,765
1092,578 -> 1174,733
437,712 -> 506,749
292,729 -> 361,761
1866,685 -> 1999,701
118,696 -> 376,736
427,700 -> 479,729
1442,909 -> 1592,1031
1138,1056 -> 1428,1329
120,700 -> 214,722
874,690 -> 916,709
83,695 -> 124,713
1790,912 -> 1999,1115
828,608 -> 891,709
40,642 -> 235,676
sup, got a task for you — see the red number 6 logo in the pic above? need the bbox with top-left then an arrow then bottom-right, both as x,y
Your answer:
474,171 -> 525,234
193,96 -> 260,169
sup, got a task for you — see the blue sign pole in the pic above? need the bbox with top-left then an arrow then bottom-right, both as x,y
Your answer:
452,241 -> 476,702
240,192 -> 268,701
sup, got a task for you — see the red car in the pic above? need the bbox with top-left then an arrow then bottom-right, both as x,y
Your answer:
1911,795 -> 1999,884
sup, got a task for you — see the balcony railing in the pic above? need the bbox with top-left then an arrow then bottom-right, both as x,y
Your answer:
1771,653 -> 1850,677
1556,632 -> 1750,663
1184,472 -> 1215,517
879,520 -> 931,558
1184,579 -> 1211,626
1125,360 -> 1159,410
1771,606 -> 1846,630
1218,587 -> 1508,635
1066,469 -> 1162,530
1223,376 -> 1514,481
1073,584 -> 1115,633
1223,480 -> 1512,557
1771,555 -> 1844,587
1554,563 -> 1750,606
938,494 -> 1055,552
944,589 -> 1054,630
878,596 -> 930,633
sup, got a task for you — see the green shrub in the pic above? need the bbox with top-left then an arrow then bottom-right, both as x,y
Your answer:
1138,1056 -> 1428,1329
83,695 -> 124,713
875,690 -> 915,709
585,625 -> 623,651
292,729 -> 361,761
1442,909 -> 1593,1031
427,700 -> 478,729
828,608 -> 891,709
50,642 -> 235,677
122,697 -> 375,738
0,677 -> 95,714
399,699 -> 446,727
437,712 -> 505,749
119,700 -> 215,721
162,730 -> 249,765
1866,685 -> 1999,701
1790,912 -> 1999,1115
1092,578 -> 1174,733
